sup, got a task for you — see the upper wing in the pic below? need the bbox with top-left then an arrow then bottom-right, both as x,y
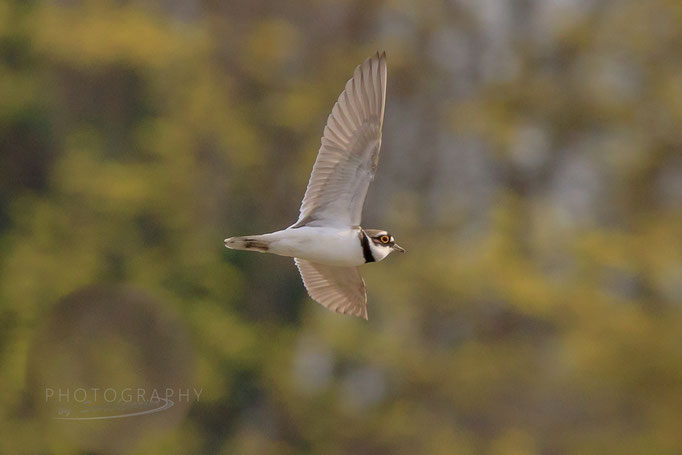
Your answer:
292,52 -> 387,228
294,258 -> 368,319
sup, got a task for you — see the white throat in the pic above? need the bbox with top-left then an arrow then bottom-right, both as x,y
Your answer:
368,241 -> 392,262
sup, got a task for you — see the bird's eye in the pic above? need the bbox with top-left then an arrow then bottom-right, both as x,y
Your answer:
380,235 -> 390,244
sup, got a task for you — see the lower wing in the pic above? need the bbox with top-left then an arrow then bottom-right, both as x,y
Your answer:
294,258 -> 368,319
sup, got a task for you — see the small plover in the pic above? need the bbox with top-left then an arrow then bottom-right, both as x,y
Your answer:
225,52 -> 403,319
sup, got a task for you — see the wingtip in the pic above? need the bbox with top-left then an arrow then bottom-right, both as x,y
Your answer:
360,304 -> 369,320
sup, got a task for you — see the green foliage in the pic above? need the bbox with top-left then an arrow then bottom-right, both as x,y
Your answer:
1,0 -> 681,453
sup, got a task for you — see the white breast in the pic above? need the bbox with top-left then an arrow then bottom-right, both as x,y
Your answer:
261,227 -> 366,267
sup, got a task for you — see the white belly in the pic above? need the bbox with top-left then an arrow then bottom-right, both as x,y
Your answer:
261,227 -> 365,267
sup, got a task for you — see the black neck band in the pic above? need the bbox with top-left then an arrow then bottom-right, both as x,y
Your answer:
360,230 -> 375,263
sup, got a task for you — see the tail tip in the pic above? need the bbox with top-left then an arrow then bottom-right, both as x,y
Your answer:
223,236 -> 269,252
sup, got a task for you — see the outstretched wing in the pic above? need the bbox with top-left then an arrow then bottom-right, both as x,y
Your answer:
294,258 -> 368,319
292,52 -> 387,228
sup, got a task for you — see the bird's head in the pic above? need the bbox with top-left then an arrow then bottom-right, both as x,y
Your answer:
364,229 -> 405,262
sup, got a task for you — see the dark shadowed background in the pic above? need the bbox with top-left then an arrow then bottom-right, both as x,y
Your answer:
1,0 -> 682,453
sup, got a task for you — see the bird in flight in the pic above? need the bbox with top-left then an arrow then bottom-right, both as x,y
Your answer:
224,52 -> 403,319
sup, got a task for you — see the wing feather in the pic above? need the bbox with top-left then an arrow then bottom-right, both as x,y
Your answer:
292,52 -> 387,228
294,258 -> 368,319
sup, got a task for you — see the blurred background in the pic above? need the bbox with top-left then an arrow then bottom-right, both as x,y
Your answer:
1,0 -> 682,453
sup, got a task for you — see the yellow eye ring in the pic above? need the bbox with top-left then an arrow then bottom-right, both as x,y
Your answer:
380,235 -> 390,244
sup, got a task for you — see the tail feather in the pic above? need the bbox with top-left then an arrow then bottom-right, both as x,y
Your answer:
224,235 -> 270,252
